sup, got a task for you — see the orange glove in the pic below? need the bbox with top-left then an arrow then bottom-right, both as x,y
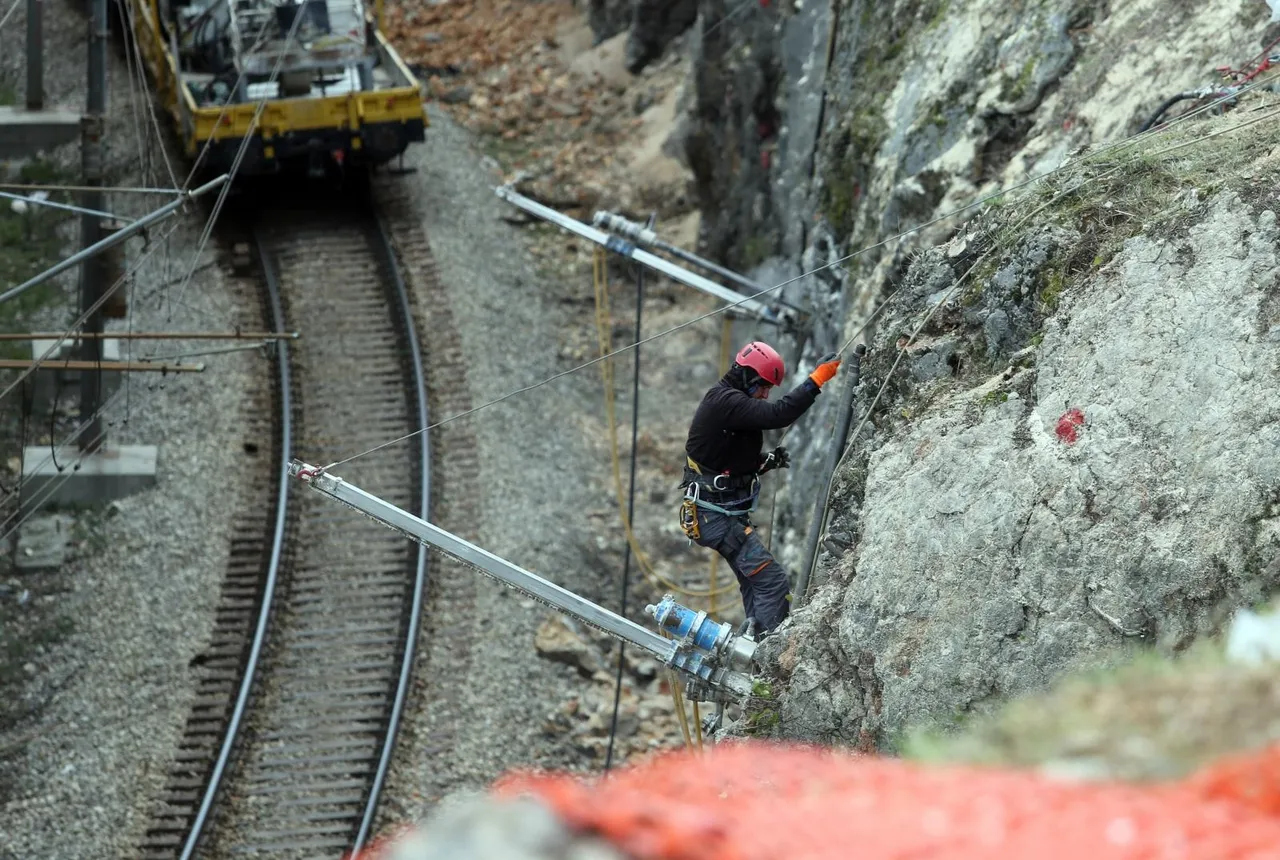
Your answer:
808,352 -> 841,387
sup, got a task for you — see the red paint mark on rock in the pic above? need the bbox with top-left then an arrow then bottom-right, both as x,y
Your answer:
1056,408 -> 1086,443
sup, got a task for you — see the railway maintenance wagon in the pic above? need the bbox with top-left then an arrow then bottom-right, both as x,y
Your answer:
127,0 -> 428,178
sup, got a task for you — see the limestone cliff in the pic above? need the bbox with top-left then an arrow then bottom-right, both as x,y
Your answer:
594,0 -> 1280,748
751,117 -> 1280,748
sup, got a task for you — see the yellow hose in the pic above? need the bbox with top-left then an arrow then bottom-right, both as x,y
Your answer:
593,248 -> 737,602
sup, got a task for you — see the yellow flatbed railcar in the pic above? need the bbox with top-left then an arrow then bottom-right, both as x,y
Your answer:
127,0 -> 427,178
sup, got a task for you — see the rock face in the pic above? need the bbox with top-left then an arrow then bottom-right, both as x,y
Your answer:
587,0 -> 700,73
596,0 -> 1280,749
750,180 -> 1280,748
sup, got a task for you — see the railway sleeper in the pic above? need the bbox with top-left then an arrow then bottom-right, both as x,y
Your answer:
244,777 -> 370,796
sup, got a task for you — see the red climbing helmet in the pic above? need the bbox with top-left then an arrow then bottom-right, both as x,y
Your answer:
734,341 -> 785,386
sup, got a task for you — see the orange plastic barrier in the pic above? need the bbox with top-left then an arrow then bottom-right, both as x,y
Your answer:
490,741 -> 1280,860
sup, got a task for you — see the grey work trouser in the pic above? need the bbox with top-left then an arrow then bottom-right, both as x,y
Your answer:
688,506 -> 791,633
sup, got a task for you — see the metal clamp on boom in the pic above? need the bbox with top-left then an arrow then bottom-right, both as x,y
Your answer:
646,594 -> 757,703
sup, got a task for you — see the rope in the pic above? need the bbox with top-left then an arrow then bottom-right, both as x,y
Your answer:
668,669 -> 695,750
708,315 -> 737,614
593,248 -> 737,601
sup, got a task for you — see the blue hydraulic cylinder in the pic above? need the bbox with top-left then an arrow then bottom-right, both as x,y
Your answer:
647,594 -> 731,654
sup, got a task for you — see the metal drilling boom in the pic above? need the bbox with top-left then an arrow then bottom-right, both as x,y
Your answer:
494,185 -> 786,326
289,459 -> 760,700
290,460 -> 677,660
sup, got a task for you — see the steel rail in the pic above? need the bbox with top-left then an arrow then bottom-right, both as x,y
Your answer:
176,218 -> 295,860
350,194 -> 431,858
168,189 -> 431,859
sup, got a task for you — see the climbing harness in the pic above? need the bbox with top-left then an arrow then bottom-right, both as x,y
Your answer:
679,455 -> 762,544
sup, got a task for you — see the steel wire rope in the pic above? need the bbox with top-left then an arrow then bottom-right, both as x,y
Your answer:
4,360 -> 192,527
822,98 -> 1280,490
0,191 -> 132,221
0,382 -> 133,543
0,183 -> 189,194
116,0 -> 183,190
0,6 -> 301,487
701,0 -> 761,41
792,162 -> 1144,605
0,0 -> 20,32
593,248 -> 737,600
1,347 -> 186,506
117,0 -> 154,185
315,69 -> 1280,475
777,89 -> 1280,453
178,20 -> 281,191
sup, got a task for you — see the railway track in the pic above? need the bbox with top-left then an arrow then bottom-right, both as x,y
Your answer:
138,181 -> 430,860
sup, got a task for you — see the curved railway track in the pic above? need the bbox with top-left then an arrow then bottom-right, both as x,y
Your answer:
138,181 -> 430,860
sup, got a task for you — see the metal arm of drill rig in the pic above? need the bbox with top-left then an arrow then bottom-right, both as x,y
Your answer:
289,460 -> 758,703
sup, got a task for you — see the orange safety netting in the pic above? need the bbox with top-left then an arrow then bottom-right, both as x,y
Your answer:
490,740 -> 1280,860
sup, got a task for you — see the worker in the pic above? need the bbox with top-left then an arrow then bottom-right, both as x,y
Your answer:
679,341 -> 841,635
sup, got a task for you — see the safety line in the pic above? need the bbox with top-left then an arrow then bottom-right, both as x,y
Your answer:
603,246 -> 644,773
317,70 -> 1280,474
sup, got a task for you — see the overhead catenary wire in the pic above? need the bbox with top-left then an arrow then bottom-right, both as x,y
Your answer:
0,183 -> 185,195
0,190 -> 136,221
0,217 -> 186,403
0,13 -> 311,433
306,67 -> 1280,475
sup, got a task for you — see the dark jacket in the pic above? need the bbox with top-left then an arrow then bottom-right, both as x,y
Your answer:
683,372 -> 821,478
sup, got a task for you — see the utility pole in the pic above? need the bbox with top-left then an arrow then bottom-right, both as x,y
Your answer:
26,0 -> 43,110
78,0 -> 108,453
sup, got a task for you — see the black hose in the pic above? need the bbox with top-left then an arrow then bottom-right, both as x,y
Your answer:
1139,91 -> 1201,133
604,254 -> 645,772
